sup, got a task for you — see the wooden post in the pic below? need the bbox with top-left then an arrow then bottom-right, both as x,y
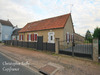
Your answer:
93,38 -> 99,62
55,38 -> 59,54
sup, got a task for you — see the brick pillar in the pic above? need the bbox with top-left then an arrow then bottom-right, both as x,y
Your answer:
93,38 -> 99,62
55,38 -> 59,54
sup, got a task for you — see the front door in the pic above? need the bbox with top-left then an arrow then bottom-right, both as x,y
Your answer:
48,32 -> 55,43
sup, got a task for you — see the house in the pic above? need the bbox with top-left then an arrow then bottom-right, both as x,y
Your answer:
12,28 -> 21,40
19,13 -> 75,44
0,19 -> 13,42
74,33 -> 85,42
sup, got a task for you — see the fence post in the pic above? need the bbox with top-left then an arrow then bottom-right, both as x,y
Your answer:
55,38 -> 59,54
72,41 -> 74,57
93,38 -> 99,62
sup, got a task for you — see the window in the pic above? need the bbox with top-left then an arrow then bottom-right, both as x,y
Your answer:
19,35 -> 23,41
71,34 -> 74,42
66,32 -> 69,43
34,34 -> 38,41
17,35 -> 19,40
27,33 -> 38,42
48,32 -> 55,43
51,36 -> 53,40
29,34 -> 31,41
21,35 -> 23,41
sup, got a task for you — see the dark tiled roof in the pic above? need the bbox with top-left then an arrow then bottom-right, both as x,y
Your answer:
19,13 -> 71,33
0,19 -> 13,27
12,29 -> 21,36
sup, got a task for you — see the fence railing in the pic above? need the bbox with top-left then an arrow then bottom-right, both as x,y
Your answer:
4,40 -> 55,52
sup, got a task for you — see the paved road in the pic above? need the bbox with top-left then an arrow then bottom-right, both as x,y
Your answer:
0,53 -> 41,75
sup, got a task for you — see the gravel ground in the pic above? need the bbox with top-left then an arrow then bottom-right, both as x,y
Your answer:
0,44 -> 100,75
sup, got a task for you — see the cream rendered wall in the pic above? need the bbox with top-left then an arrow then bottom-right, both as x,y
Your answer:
20,28 -> 63,43
63,15 -> 74,41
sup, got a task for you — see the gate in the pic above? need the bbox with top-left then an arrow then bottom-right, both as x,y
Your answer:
59,39 -> 93,58
37,36 -> 43,50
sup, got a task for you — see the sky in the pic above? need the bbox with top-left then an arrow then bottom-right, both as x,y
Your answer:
0,0 -> 100,36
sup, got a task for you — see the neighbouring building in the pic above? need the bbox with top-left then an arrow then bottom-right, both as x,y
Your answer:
19,13 -> 75,44
12,28 -> 21,40
74,33 -> 85,42
0,19 -> 13,42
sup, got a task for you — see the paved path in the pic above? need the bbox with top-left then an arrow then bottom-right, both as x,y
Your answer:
0,53 -> 41,75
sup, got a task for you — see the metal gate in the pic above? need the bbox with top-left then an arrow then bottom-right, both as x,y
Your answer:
59,39 -> 93,58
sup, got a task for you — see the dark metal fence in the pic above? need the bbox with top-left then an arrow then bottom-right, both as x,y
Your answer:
99,40 -> 100,56
4,40 -> 55,52
43,43 -> 55,52
59,39 -> 93,58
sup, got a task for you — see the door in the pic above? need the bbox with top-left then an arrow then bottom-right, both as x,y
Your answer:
37,36 -> 43,50
48,32 -> 55,43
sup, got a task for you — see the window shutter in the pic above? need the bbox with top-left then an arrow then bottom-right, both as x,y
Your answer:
27,34 -> 29,41
19,35 -> 21,40
32,34 -> 34,41
35,34 -> 37,41
31,34 -> 32,41
22,35 -> 23,40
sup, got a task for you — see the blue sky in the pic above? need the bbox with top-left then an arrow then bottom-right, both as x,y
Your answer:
0,0 -> 100,36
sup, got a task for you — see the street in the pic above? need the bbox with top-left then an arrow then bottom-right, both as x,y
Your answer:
0,52 -> 41,75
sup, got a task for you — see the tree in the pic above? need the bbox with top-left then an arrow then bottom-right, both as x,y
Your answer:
85,30 -> 92,43
93,27 -> 100,40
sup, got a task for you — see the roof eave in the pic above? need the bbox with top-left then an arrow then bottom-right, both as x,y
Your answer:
19,27 -> 64,33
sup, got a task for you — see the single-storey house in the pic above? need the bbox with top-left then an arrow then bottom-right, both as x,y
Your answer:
12,28 -> 21,40
19,13 -> 75,44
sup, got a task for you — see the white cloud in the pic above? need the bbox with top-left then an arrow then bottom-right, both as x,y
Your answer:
0,0 -> 100,36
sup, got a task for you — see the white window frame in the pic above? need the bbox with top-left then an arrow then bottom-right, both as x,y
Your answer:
28,33 -> 31,41
72,34 -> 74,42
48,32 -> 55,43
21,35 -> 23,41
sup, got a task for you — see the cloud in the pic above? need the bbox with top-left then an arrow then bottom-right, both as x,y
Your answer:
0,0 -> 100,36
